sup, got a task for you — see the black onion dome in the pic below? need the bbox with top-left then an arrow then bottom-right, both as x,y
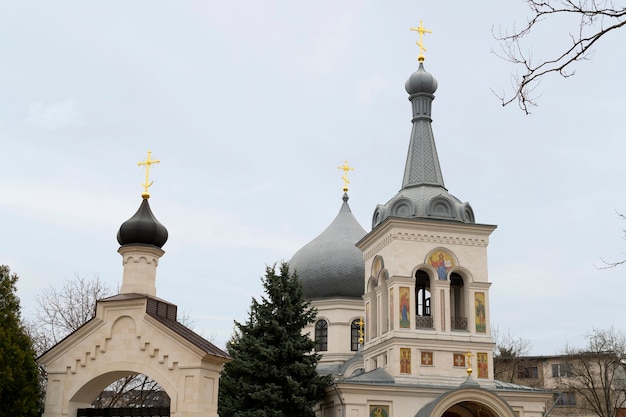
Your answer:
289,193 -> 366,300
117,198 -> 168,248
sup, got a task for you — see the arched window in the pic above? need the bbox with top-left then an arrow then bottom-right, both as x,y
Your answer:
450,273 -> 466,330
415,270 -> 432,328
315,320 -> 328,351
351,319 -> 362,351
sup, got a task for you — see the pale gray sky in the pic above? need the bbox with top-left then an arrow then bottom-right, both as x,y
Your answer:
2,1 -> 625,354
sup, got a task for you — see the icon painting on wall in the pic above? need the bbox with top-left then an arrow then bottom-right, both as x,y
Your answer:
399,287 -> 410,328
370,405 -> 390,417
427,249 -> 455,280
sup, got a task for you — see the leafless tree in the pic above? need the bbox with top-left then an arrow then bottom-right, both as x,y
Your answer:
494,0 -> 626,114
27,274 -> 112,354
555,327 -> 626,417
492,325 -> 534,383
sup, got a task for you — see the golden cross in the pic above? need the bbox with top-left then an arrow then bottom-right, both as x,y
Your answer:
337,160 -> 354,192
464,350 -> 474,376
410,20 -> 432,62
356,317 -> 365,344
138,150 -> 160,199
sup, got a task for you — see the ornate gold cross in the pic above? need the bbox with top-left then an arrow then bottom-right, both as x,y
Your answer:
356,317 -> 365,344
138,150 -> 160,199
464,350 -> 474,376
338,160 -> 354,192
410,20 -> 432,62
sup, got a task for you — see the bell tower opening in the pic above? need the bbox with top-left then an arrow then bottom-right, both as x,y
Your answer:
450,273 -> 467,330
415,270 -> 432,328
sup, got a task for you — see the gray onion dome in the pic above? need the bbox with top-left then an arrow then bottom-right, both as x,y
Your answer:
405,62 -> 438,95
117,198 -> 168,248
290,193 -> 366,300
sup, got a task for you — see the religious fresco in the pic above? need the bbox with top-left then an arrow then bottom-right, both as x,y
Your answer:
453,353 -> 466,368
426,249 -> 455,280
474,292 -> 486,333
477,352 -> 488,379
400,348 -> 411,374
389,291 -> 394,331
421,351 -> 433,366
372,255 -> 384,277
399,287 -> 410,328
370,405 -> 390,417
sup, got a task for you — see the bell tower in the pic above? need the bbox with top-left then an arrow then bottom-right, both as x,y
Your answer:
357,24 -> 497,386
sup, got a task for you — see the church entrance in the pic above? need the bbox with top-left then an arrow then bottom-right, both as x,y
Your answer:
76,407 -> 169,417
442,400 -> 499,417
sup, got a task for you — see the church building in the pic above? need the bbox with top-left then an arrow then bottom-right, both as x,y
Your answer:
289,24 -> 553,417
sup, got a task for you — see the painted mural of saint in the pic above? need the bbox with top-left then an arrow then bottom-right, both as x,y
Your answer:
475,292 -> 486,333
430,251 -> 453,280
399,287 -> 410,328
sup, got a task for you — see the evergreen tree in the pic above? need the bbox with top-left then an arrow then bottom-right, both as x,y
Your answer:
0,265 -> 42,417
218,262 -> 331,417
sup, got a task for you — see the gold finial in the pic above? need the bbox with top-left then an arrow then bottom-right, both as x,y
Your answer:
338,160 -> 354,193
464,350 -> 474,376
138,150 -> 160,199
410,20 -> 432,62
356,317 -> 365,344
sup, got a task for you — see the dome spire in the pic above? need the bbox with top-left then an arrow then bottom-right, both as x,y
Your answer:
371,25 -> 475,228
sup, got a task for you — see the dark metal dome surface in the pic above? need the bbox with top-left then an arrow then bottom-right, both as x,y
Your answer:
290,193 -> 366,300
117,198 -> 168,248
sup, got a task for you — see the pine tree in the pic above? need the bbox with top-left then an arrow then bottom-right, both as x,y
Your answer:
0,265 -> 42,417
218,262 -> 331,417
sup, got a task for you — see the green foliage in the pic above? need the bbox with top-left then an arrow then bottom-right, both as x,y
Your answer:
218,262 -> 331,417
0,265 -> 42,417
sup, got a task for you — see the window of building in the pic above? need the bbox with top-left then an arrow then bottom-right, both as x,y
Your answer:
351,319 -> 361,351
315,320 -> 328,352
517,365 -> 538,379
555,392 -> 576,407
552,363 -> 573,378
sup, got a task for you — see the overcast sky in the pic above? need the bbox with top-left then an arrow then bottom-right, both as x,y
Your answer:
2,1 -> 625,355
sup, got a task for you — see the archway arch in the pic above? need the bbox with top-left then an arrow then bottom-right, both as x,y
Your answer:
417,387 -> 517,417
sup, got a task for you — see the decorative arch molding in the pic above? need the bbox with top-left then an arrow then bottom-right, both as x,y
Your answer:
428,196 -> 455,219
390,198 -> 414,218
371,255 -> 385,278
416,387 -> 517,417
460,203 -> 475,223
412,264 -> 437,282
69,365 -> 175,411
448,266 -> 473,284
367,275 -> 379,291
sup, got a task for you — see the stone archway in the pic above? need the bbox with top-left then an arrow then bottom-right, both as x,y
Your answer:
39,294 -> 230,417
417,386 -> 517,417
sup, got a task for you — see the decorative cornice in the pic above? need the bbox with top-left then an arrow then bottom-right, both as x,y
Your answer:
362,230 -> 490,261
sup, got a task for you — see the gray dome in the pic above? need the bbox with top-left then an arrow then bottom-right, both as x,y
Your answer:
117,198 -> 168,248
405,62 -> 438,95
290,193 -> 366,300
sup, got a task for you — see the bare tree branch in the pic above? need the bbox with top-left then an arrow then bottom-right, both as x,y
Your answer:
556,328 -> 626,417
494,0 -> 626,113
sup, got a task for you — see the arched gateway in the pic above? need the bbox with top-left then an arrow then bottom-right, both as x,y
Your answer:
39,186 -> 231,417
